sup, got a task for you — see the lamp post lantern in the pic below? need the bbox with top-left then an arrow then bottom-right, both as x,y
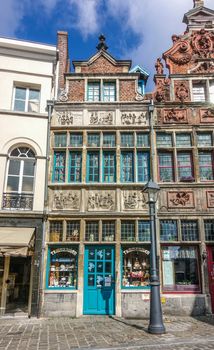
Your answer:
143,180 -> 165,334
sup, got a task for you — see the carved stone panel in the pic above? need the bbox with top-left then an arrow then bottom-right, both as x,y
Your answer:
120,112 -> 148,126
207,191 -> 214,208
174,81 -> 190,102
167,191 -> 195,208
200,108 -> 214,123
53,190 -> 80,210
122,190 -> 147,211
163,109 -> 188,124
52,110 -> 83,126
89,111 -> 114,125
87,191 -> 115,211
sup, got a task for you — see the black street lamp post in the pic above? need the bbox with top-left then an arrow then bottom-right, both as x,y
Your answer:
143,180 -> 166,334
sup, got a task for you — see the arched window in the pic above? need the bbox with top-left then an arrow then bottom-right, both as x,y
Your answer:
3,147 -> 36,210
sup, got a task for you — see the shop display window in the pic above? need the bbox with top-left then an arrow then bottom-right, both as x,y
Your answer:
161,246 -> 200,292
47,247 -> 78,289
122,247 -> 150,288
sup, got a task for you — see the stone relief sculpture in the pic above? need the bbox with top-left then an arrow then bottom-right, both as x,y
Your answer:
168,191 -> 194,208
87,192 -> 115,211
121,112 -> 147,125
154,78 -> 170,102
123,191 -> 147,210
200,108 -> 214,122
58,88 -> 69,102
174,81 -> 190,102
53,191 -> 80,210
57,111 -> 73,125
207,191 -> 214,208
90,112 -> 113,125
163,109 -> 187,123
155,58 -> 164,74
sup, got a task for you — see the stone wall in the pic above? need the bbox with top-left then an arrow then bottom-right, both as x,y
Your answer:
43,293 -> 77,317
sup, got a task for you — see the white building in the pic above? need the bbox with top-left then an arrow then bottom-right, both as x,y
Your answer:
0,37 -> 57,316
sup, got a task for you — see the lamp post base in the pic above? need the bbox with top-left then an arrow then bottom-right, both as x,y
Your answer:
148,324 -> 166,334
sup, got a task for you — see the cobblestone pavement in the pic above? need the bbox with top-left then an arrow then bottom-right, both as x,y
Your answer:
0,315 -> 214,350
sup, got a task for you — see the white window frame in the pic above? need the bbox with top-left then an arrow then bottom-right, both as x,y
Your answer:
191,79 -> 214,103
13,85 -> 40,113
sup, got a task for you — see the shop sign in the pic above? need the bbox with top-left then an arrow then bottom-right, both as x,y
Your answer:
51,248 -> 77,256
123,247 -> 150,255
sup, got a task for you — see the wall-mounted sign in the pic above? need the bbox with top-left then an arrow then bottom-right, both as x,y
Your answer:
123,247 -> 150,255
51,248 -> 78,256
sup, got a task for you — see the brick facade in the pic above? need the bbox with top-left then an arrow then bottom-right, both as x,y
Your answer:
119,80 -> 136,102
57,31 -> 70,89
68,80 -> 85,102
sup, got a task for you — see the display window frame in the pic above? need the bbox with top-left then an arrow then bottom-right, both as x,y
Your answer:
46,245 -> 78,290
161,244 -> 201,294
121,245 -> 151,290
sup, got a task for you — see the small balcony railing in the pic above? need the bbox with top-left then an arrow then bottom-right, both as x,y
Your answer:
2,193 -> 33,210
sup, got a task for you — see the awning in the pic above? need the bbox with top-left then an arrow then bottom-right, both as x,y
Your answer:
0,227 -> 35,257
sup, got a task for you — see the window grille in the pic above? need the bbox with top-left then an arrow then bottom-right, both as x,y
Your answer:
156,133 -> 172,147
121,221 -> 135,241
204,220 -> 214,241
158,152 -> 174,182
87,82 -> 100,101
53,152 -> 66,182
70,133 -> 83,147
197,133 -> 212,147
121,152 -> 134,182
88,133 -> 100,147
103,133 -> 116,147
137,133 -> 150,147
87,152 -> 99,182
181,220 -> 199,241
49,221 -> 63,242
199,152 -> 213,181
138,221 -> 150,241
160,220 -> 178,241
176,134 -> 191,147
69,152 -> 82,182
66,221 -> 80,241
137,152 -> 149,182
102,221 -> 115,241
103,152 -> 116,182
103,82 -> 116,102
54,133 -> 67,147
121,133 -> 134,147
85,221 -> 99,241
177,152 -> 193,181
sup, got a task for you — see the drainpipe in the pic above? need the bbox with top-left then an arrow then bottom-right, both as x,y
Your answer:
37,99 -> 55,318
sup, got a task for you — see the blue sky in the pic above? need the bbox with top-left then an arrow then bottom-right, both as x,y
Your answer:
0,0 -> 213,91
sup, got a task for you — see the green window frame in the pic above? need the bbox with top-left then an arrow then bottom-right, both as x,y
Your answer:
103,133 -> 116,147
121,151 -> 134,182
88,133 -> 100,147
69,152 -> 82,182
70,133 -> 83,147
103,152 -> 116,183
87,152 -> 100,182
53,151 -> 66,183
137,152 -> 150,182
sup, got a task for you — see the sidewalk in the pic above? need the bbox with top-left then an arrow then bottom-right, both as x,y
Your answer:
0,315 -> 214,350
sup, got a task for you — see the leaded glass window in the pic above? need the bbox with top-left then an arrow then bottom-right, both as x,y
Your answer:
197,133 -> 212,147
70,133 -> 83,147
176,134 -> 191,147
156,133 -> 172,147
69,152 -> 82,182
177,152 -> 193,181
158,152 -> 174,182
121,152 -> 134,182
88,133 -> 100,147
102,221 -> 115,241
137,133 -> 150,147
137,152 -> 149,182
181,220 -> 199,241
54,133 -> 67,147
204,220 -> 214,241
85,221 -> 99,241
121,221 -> 135,241
66,221 -> 80,241
53,152 -> 66,182
138,221 -> 150,241
160,220 -> 178,241
103,152 -> 116,182
49,221 -> 63,242
199,152 -> 213,181
121,133 -> 134,147
103,133 -> 116,147
87,152 -> 99,182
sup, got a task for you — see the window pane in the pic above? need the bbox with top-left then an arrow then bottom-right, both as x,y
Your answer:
138,221 -> 150,241
156,133 -> 172,147
70,133 -> 83,147
199,152 -> 213,181
181,220 -> 199,241
204,220 -> 214,241
23,160 -> 35,176
87,152 -> 99,182
103,152 -> 116,182
121,221 -> 135,241
53,152 -> 66,182
48,247 -> 78,288
160,220 -> 178,241
14,100 -> 25,111
49,221 -> 63,241
102,221 -> 115,241
54,133 -> 67,147
121,152 -> 134,182
88,82 -> 100,101
197,133 -> 212,147
88,133 -> 100,147
66,221 -> 80,241
8,160 -> 20,175
28,89 -> 40,112
121,133 -> 134,147
158,152 -> 174,182
103,82 -> 116,102
85,221 -> 99,241
162,246 -> 200,292
22,177 -> 34,192
192,81 -> 206,102
137,152 -> 149,182
122,248 -> 150,288
69,152 -> 82,182
29,89 -> 40,101
137,133 -> 149,147
103,133 -> 115,147
177,152 -> 193,181
15,87 -> 26,100
176,134 -> 191,147
7,176 -> 19,192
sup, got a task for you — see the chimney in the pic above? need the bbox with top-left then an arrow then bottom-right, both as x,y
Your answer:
193,0 -> 204,7
57,31 -> 70,90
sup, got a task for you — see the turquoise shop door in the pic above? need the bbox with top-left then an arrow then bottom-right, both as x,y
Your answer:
83,246 -> 115,315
